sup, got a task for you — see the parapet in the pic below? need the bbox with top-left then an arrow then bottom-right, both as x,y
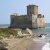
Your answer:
11,13 -> 18,16
27,5 -> 38,7
38,14 -> 44,18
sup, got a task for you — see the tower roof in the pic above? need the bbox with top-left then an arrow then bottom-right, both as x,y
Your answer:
27,5 -> 38,7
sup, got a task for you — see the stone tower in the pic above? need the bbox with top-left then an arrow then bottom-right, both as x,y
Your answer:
27,5 -> 44,28
27,5 -> 38,15
27,5 -> 38,28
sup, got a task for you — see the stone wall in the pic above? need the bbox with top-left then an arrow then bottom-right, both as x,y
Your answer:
37,14 -> 45,28
37,17 -> 45,28
32,14 -> 37,28
10,15 -> 32,28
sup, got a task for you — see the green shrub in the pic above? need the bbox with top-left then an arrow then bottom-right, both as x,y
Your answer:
0,28 -> 18,38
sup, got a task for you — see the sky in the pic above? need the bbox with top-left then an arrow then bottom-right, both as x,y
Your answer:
0,0 -> 50,24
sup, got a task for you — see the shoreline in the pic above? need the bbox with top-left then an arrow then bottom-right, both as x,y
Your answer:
0,37 -> 50,50
0,28 -> 50,50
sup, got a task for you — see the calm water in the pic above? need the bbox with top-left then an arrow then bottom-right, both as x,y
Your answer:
0,24 -> 10,28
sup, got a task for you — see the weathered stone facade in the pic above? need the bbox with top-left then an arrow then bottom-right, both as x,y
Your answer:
10,5 -> 45,28
27,5 -> 38,15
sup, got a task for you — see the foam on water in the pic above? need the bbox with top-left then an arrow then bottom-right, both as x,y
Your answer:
33,38 -> 46,43
42,43 -> 50,50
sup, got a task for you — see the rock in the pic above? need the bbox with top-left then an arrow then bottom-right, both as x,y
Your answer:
0,41 -> 8,50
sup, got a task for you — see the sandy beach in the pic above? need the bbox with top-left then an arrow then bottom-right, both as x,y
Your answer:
0,37 -> 48,50
0,28 -> 50,50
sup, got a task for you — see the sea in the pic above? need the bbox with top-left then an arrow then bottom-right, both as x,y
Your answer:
32,23 -> 50,50
32,23 -> 50,38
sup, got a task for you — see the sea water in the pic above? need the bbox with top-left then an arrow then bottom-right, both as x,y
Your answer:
32,23 -> 50,50
32,23 -> 50,39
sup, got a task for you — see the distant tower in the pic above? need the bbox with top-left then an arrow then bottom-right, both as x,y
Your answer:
27,5 -> 38,15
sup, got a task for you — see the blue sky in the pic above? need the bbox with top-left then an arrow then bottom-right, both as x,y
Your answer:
0,0 -> 50,24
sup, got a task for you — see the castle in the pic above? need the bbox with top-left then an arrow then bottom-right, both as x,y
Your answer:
10,5 -> 45,29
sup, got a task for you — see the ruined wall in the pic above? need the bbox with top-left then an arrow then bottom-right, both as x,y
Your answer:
37,18 -> 45,28
37,15 -> 45,28
32,14 -> 45,28
10,15 -> 32,28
